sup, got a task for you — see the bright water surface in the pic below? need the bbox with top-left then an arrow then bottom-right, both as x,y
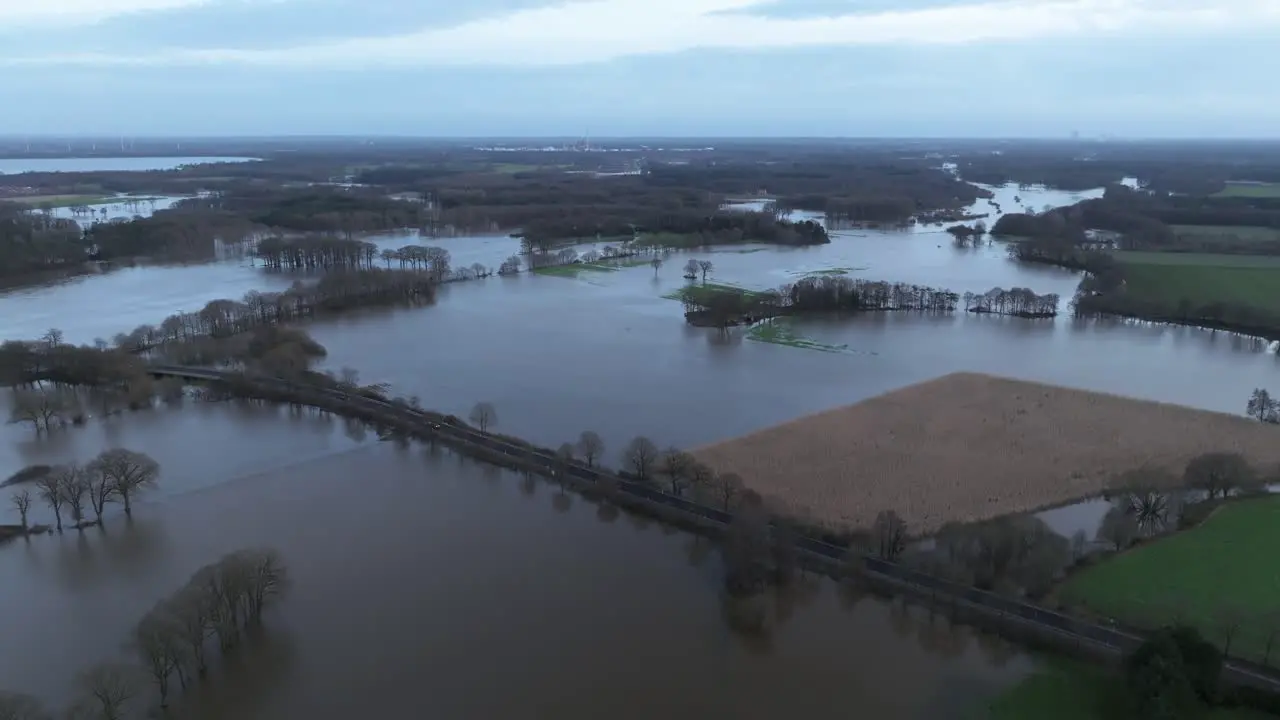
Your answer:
0,157 -> 258,174
1,179 -> 1275,717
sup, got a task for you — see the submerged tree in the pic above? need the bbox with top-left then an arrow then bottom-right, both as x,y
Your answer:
54,464 -> 88,530
89,449 -> 160,517
9,490 -> 32,531
575,430 -> 604,468
623,436 -> 659,482
658,447 -> 694,495
469,402 -> 497,433
35,473 -> 64,532
77,664 -> 139,720
134,606 -> 185,709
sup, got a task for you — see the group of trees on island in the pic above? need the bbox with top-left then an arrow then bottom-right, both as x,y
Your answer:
671,274 -> 1064,332
6,449 -> 160,533
0,548 -> 288,719
0,202 -> 85,280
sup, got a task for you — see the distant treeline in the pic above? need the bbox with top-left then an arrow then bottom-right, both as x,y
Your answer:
958,142 -> 1280,195
524,211 -> 829,250
674,275 -> 1060,330
0,203 -> 84,279
993,183 -> 1280,336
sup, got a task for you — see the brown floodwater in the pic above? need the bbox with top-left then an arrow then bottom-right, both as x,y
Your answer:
1,407 -> 1031,719
3,178 -> 1276,716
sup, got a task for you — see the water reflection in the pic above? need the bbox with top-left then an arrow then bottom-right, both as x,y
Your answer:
2,404 -> 1043,719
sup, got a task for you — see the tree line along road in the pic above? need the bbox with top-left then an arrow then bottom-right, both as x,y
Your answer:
142,363 -> 1280,695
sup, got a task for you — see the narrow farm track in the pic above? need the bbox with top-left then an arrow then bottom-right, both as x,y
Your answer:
144,363 -> 1280,696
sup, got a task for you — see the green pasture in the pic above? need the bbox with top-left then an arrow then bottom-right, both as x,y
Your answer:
1213,183 -> 1280,199
1059,496 -> 1280,664
1112,252 -> 1280,314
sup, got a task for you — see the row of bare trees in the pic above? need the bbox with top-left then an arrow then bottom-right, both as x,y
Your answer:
8,449 -> 159,533
0,549 -> 288,719
963,287 -> 1061,318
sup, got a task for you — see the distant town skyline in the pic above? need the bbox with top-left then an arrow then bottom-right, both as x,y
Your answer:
2,0 -> 1278,138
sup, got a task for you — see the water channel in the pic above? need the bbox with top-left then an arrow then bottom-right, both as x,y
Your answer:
2,177 -> 1277,716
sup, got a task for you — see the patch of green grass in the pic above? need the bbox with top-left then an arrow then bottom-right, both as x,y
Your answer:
7,194 -> 118,208
746,318 -> 852,354
1060,496 -> 1280,663
533,257 -> 651,278
1213,182 -> 1280,199
979,663 -> 1268,720
787,266 -> 864,278
1113,252 -> 1280,314
661,281 -> 770,302
1115,252 -> 1280,268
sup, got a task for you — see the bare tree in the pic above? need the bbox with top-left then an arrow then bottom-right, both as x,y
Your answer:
83,462 -> 116,525
91,449 -> 159,516
240,548 -> 288,623
711,472 -> 744,511
7,388 -> 66,434
623,436 -> 659,482
872,510 -> 908,561
650,257 -> 663,277
1261,611 -> 1280,666
556,442 -> 575,465
698,260 -> 713,281
55,465 -> 88,530
35,473 -> 64,532
1097,505 -> 1138,551
683,258 -> 700,278
722,491 -> 771,596
658,447 -> 694,495
1184,452 -> 1253,500
688,462 -> 715,496
1247,388 -> 1278,423
9,490 -> 32,531
42,328 -> 63,348
576,431 -> 604,467
78,664 -> 138,720
1219,606 -> 1246,656
134,607 -> 184,708
0,691 -> 50,720
167,584 -> 213,675
469,402 -> 497,433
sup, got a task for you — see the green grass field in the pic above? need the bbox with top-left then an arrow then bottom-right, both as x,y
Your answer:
660,281 -> 770,303
533,257 -> 650,278
1214,183 -> 1280,199
1172,225 -> 1280,246
1060,496 -> 1280,663
1112,252 -> 1280,314
6,194 -> 117,208
980,663 -> 1270,720
746,319 -> 852,353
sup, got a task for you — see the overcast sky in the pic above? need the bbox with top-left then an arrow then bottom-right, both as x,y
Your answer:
1,0 -> 1277,137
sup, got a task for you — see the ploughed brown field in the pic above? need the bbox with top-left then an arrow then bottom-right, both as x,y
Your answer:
692,373 -> 1280,535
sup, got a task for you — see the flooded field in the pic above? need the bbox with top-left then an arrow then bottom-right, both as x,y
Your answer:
0,407 -> 1032,720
